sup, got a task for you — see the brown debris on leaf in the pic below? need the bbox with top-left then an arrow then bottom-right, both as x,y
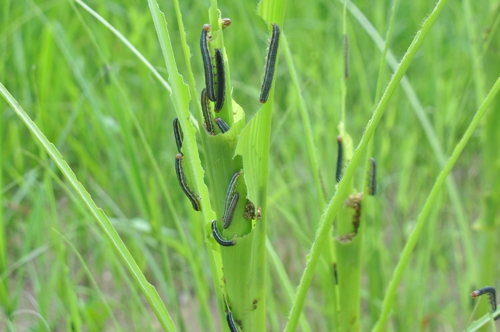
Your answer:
344,193 -> 363,234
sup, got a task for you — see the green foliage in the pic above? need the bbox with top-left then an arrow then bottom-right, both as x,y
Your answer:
1,0 -> 500,331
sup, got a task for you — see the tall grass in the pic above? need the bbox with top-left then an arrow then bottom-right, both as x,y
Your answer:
1,0 -> 499,331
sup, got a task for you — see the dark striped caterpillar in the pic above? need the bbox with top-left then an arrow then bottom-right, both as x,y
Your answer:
471,286 -> 497,315
214,48 -> 226,112
223,172 -> 241,229
211,220 -> 235,246
175,153 -> 201,211
260,24 -> 280,104
200,24 -> 215,102
336,136 -> 343,183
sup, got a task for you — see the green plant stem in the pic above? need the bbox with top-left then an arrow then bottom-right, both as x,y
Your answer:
372,75 -> 500,332
0,0 -> 10,310
341,0 -> 347,124
0,125 -> 8,315
147,2 -> 223,331
284,1 -> 449,330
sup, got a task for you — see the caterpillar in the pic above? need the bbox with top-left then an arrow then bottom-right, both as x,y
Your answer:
259,24 -> 280,104
175,153 -> 201,211
201,88 -> 215,135
215,117 -> 230,133
200,24 -> 215,102
471,286 -> 497,314
336,136 -> 343,183
226,311 -> 239,332
214,48 -> 226,112
368,157 -> 376,196
173,118 -> 183,153
211,220 -> 235,246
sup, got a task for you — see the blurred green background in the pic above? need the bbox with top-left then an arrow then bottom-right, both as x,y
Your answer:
1,0 -> 499,330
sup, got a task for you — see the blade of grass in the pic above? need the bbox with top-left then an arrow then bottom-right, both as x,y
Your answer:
284,1 -> 450,330
0,246 -> 48,285
0,0 -> 11,315
74,0 -> 171,93
0,82 -> 176,332
466,309 -> 500,332
266,238 -> 312,332
463,0 -> 486,103
54,229 -> 122,331
372,75 -> 500,331
43,172 -> 83,331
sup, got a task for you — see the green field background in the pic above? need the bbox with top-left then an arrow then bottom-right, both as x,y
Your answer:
1,0 -> 500,331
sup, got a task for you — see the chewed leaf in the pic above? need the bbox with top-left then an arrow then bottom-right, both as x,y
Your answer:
147,0 -> 211,216
234,109 -> 271,207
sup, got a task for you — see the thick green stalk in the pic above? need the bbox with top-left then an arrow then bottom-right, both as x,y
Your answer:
147,2 -> 236,331
334,136 -> 361,332
220,1 -> 287,330
284,1 -> 449,330
372,76 -> 500,332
